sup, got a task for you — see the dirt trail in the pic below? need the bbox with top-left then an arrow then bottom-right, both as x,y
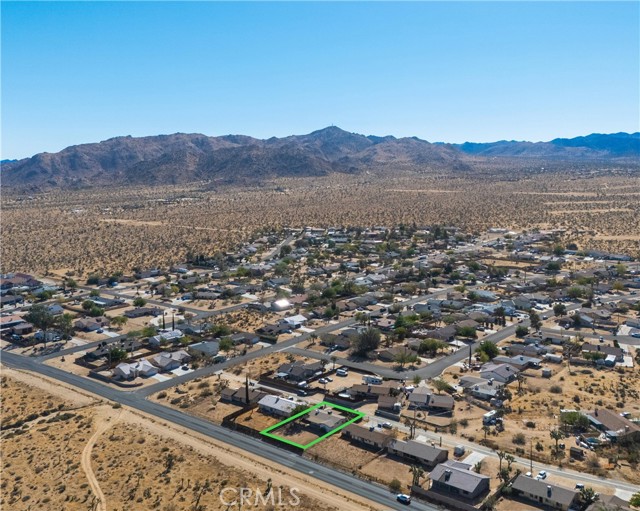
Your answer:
80,406 -> 122,511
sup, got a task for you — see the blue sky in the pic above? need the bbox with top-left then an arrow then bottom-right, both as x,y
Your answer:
2,1 -> 639,159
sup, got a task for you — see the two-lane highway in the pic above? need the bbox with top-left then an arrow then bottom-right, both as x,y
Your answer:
1,350 -> 438,511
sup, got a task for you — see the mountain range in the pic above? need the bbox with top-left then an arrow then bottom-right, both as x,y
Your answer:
2,127 -> 638,190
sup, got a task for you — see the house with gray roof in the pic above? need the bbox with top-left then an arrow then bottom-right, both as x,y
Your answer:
429,460 -> 490,500
480,362 -> 518,383
511,474 -> 578,511
387,439 -> 448,469
342,424 -> 392,450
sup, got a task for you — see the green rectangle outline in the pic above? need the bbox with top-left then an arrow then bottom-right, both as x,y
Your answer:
259,401 -> 365,450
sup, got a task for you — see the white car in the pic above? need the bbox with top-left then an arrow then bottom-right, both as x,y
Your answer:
536,471 -> 547,480
336,368 -> 348,377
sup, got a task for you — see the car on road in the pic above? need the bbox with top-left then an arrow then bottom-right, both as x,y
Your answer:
599,336 -> 604,342
536,471 -> 547,480
296,390 -> 308,396
396,494 -> 411,505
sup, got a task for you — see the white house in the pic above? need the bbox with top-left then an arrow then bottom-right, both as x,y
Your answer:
113,359 -> 158,379
258,395 -> 299,417
149,329 -> 184,347
283,314 -> 308,328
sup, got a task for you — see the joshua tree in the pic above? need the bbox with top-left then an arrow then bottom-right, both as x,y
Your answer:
550,429 -> 563,456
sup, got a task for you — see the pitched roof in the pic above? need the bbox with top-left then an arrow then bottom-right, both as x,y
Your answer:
342,424 -> 391,447
512,474 -> 578,507
388,439 -> 447,463
430,460 -> 490,492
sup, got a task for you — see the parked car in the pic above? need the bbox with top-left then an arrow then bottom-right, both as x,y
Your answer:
336,368 -> 348,377
381,422 -> 392,429
575,483 -> 585,489
630,332 -> 640,338
396,494 -> 411,505
536,471 -> 547,480
318,378 -> 329,384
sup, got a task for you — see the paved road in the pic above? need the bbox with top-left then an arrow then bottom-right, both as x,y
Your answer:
287,322 -> 523,380
1,350 -> 437,511
381,413 -> 639,495
540,327 -> 640,346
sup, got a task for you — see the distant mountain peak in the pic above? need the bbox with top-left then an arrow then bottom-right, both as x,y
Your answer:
2,129 -> 637,190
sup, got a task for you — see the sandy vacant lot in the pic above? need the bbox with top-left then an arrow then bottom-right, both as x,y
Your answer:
0,367 -> 382,511
3,173 -> 639,275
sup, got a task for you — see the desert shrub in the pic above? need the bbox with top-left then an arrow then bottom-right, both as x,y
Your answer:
550,385 -> 563,394
389,479 -> 402,493
512,433 -> 526,445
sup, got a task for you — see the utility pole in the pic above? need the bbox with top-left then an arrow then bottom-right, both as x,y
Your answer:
530,438 -> 533,474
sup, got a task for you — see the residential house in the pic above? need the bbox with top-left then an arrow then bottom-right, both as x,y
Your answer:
341,424 -> 392,450
276,360 -> 323,382
377,395 -> 402,413
188,340 -> 220,357
74,316 -> 110,332
584,409 -> 640,443
493,355 -> 541,371
407,387 -> 454,412
377,346 -> 416,363
258,395 -> 299,417
304,408 -> 347,433
511,474 -> 578,511
113,359 -> 158,379
0,314 -> 27,331
256,322 -> 291,340
149,329 -> 184,347
429,460 -> 491,500
0,295 -> 24,307
504,343 -> 548,357
10,321 -> 33,335
220,387 -> 267,405
229,332 -> 260,345
387,439 -> 448,469
479,362 -> 518,383
349,383 -> 398,399
458,376 -> 504,401
271,299 -> 293,312
283,314 -> 308,329
124,307 -> 162,318
586,494 -> 632,511
581,343 -> 624,362
46,304 -> 65,316
424,325 -> 457,342
150,350 -> 191,371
